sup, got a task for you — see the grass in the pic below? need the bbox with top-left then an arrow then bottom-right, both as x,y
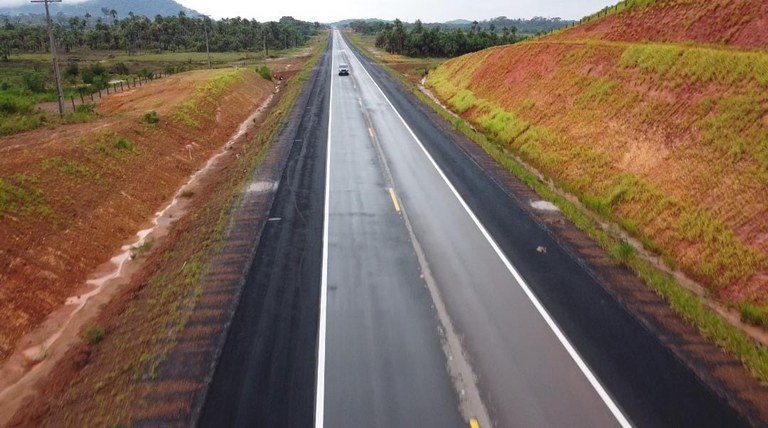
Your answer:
698,95 -> 768,170
85,326 -> 105,344
0,173 -> 52,218
620,43 -> 768,88
143,110 -> 159,124
171,69 -> 247,129
129,241 -> 154,260
41,157 -> 101,183
258,65 -> 272,81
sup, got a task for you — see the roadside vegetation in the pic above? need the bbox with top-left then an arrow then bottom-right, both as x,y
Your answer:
0,14 -> 322,136
352,1 -> 768,383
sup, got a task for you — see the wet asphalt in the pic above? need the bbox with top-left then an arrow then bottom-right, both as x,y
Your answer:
199,31 -> 748,428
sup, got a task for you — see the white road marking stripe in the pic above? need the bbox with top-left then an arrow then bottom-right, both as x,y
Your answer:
339,34 -> 632,428
314,32 -> 335,428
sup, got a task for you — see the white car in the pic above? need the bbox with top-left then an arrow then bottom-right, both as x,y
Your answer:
338,64 -> 350,76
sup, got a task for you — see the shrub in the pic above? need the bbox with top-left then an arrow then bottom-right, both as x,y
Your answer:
139,68 -> 154,79
81,68 -> 94,84
143,110 -> 159,124
0,82 -> 10,91
89,63 -> 107,77
85,325 -> 105,344
611,240 -> 636,263
113,138 -> 135,151
65,61 -> 79,77
258,65 -> 272,80
114,62 -> 129,75
22,72 -> 46,93
0,94 -> 33,115
75,102 -> 96,114
740,302 -> 768,328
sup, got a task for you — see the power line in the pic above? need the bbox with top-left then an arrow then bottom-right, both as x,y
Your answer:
31,0 -> 64,116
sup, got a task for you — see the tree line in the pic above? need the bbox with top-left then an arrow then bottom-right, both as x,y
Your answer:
350,19 -> 517,58
0,12 -> 322,60
347,16 -> 572,58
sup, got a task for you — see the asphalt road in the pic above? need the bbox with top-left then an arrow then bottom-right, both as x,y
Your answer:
200,31 -> 748,428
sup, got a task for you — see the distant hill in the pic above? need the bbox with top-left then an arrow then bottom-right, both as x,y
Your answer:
0,0 -> 200,19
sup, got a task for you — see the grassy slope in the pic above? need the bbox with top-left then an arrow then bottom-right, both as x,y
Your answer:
428,0 -> 768,305
426,0 -> 768,377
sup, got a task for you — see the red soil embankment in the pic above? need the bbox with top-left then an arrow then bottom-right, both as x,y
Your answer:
0,69 -> 274,361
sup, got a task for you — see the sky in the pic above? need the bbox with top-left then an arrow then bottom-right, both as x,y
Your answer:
0,0 -> 618,23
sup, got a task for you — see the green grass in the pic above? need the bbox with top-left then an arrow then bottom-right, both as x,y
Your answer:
171,69 -> 247,128
0,174 -> 52,218
143,110 -> 159,124
620,43 -> 768,88
41,157 -> 102,184
741,302 -> 768,329
698,95 -> 768,169
85,326 -> 105,344
258,65 -> 272,81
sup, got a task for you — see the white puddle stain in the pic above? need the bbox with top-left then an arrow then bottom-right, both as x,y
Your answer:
530,200 -> 560,212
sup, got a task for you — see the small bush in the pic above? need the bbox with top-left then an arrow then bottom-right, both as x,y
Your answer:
610,240 -> 636,263
22,72 -> 46,93
75,102 -> 96,114
143,110 -> 159,124
89,63 -> 107,77
65,61 -> 79,77
114,62 -> 129,75
740,302 -> 768,328
180,190 -> 194,198
81,68 -> 94,84
0,82 -> 10,91
0,94 -> 33,115
258,65 -> 272,81
139,68 -> 154,79
113,138 -> 135,151
85,325 -> 105,344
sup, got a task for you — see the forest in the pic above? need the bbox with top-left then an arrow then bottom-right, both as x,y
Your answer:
347,16 -> 571,57
0,12 -> 322,59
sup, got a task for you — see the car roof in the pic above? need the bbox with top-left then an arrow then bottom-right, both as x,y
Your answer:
339,64 -> 349,67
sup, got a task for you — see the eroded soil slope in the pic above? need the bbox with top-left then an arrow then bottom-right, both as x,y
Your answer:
0,69 -> 274,361
427,0 -> 768,306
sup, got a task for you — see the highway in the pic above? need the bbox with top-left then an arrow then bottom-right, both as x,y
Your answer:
200,31 -> 747,427
320,30 -> 626,427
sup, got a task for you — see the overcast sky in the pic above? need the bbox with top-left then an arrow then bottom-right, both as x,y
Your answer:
0,0 -> 618,22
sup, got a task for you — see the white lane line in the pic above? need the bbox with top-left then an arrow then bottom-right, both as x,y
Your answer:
315,32 -> 335,428
339,35 -> 632,428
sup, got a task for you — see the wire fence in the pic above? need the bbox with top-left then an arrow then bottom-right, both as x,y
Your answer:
65,72 -> 170,112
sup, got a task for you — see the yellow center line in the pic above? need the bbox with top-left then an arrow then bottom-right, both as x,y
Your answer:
388,187 -> 401,213
470,419 -> 480,428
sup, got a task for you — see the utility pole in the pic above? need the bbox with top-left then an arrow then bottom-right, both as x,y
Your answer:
32,0 -> 64,115
204,24 -> 211,69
